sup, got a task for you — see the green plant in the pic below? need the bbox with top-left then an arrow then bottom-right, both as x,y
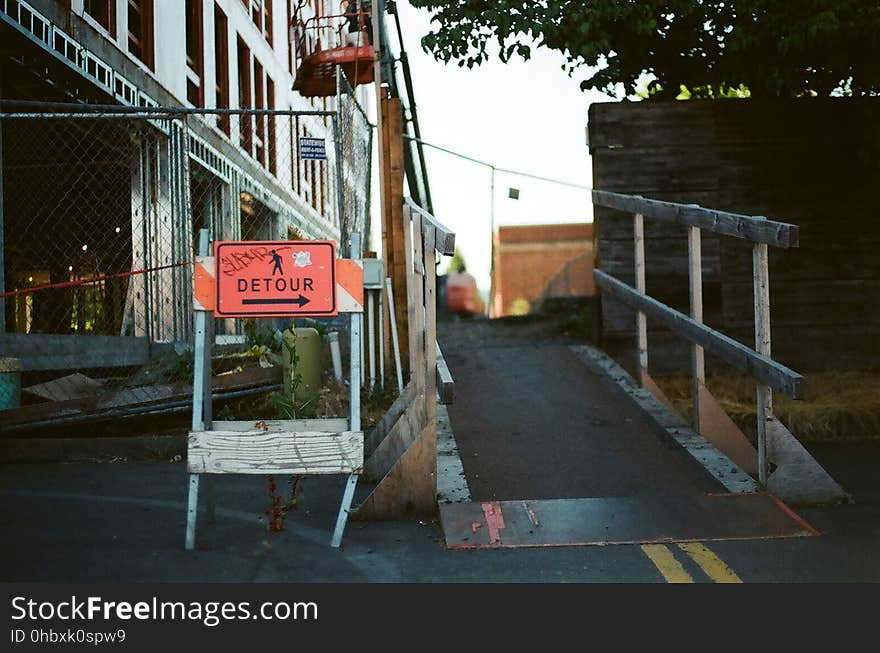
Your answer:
275,328 -> 318,419
166,350 -> 194,382
264,329 -> 316,533
244,320 -> 281,352
413,0 -> 880,99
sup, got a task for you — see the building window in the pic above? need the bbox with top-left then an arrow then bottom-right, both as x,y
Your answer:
243,0 -> 273,45
84,0 -> 115,38
185,0 -> 204,106
127,0 -> 154,69
214,4 -> 230,134
267,76 -> 276,175
237,36 -> 253,153
254,59 -> 265,166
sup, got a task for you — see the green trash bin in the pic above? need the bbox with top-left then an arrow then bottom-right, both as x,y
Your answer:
281,327 -> 323,404
0,357 -> 22,410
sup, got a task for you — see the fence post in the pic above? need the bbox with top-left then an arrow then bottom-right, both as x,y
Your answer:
367,289 -> 376,389
331,109 -> 346,255
331,231 -> 362,548
633,212 -> 648,385
753,240 -> 772,486
423,222 -> 438,423
185,227 -> 213,550
0,95 -> 5,333
688,225 -> 705,432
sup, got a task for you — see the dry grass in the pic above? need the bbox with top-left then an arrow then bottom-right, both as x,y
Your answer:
654,371 -> 880,442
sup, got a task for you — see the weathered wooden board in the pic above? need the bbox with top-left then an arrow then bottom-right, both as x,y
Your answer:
364,396 -> 426,482
436,343 -> 455,405
594,269 -> 804,398
406,197 -> 456,256
599,236 -> 722,282
593,190 -> 799,248
187,430 -> 364,474
23,373 -> 103,402
212,418 -> 350,433
0,333 -> 160,371
719,233 -> 880,283
722,280 -> 880,328
355,422 -> 437,520
589,98 -> 874,149
365,382 -> 416,455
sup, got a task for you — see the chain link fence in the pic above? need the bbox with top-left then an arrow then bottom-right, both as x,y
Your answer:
337,70 -> 373,255
0,99 -> 372,430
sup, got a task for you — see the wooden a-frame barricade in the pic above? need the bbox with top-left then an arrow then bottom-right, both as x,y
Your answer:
185,229 -> 365,550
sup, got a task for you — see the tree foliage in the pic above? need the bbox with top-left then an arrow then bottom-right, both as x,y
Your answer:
410,0 -> 880,99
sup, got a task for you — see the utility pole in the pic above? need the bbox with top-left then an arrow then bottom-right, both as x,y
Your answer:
403,135 -> 590,317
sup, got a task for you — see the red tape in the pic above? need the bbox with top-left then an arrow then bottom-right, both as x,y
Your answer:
0,262 -> 190,299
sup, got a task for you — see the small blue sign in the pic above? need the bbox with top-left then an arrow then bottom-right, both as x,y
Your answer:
299,137 -> 326,160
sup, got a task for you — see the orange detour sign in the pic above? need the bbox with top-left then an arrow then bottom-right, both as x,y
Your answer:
214,240 -> 337,317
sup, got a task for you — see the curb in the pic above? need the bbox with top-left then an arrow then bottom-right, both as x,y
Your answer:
570,344 -> 758,494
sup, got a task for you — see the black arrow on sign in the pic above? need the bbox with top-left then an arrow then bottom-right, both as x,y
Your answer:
242,295 -> 311,307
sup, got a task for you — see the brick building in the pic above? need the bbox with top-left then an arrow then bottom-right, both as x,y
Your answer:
490,223 -> 594,318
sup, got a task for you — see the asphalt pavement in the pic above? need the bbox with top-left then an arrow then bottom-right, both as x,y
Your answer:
1,317 -> 878,582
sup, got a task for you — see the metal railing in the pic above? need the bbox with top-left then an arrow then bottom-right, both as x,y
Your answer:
592,190 -> 804,484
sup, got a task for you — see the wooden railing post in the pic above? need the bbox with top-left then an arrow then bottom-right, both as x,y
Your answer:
634,212 -> 648,385
753,239 -> 772,486
423,222 -> 438,423
688,225 -> 705,433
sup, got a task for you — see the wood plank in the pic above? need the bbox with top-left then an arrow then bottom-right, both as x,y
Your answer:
0,333 -> 159,371
718,234 -> 880,284
634,212 -> 647,384
436,343 -> 455,405
385,98 -> 408,366
688,225 -> 705,432
212,418 -> 350,433
594,269 -> 804,399
364,396 -> 426,482
187,430 -> 364,474
593,147 -> 721,193
593,190 -> 799,248
423,222 -> 438,424
697,383 -> 758,476
355,422 -> 437,520
589,98 -> 875,149
721,279 -> 880,327
405,197 -> 456,255
23,373 -> 102,402
408,207 -> 427,394
365,382 -> 416,455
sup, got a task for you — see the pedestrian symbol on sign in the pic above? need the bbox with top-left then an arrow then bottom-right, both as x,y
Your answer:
271,250 -> 284,275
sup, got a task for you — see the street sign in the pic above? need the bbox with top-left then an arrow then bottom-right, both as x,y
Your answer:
299,136 -> 326,160
214,240 -> 337,317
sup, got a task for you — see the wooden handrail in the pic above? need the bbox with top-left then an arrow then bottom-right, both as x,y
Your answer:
405,197 -> 455,255
593,190 -> 799,248
594,270 -> 804,399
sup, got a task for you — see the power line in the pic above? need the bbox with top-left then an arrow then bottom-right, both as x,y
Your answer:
403,134 -> 592,191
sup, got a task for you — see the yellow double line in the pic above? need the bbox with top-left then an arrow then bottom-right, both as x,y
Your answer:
641,542 -> 742,583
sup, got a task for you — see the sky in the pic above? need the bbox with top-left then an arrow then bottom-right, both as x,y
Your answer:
375,1 -> 615,295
